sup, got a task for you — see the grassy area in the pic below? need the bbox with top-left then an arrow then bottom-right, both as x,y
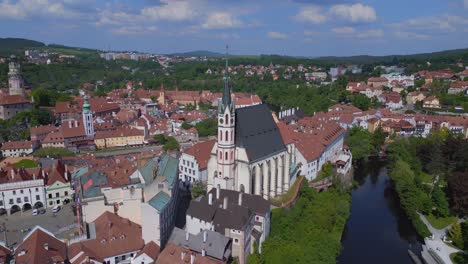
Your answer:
13,159 -> 39,168
270,176 -> 303,207
425,214 -> 458,229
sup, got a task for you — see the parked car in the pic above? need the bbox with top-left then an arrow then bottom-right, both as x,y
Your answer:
52,205 -> 61,213
32,209 -> 38,216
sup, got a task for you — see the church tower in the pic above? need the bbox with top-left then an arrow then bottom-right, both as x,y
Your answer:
82,95 -> 94,137
216,48 -> 236,190
8,57 -> 25,97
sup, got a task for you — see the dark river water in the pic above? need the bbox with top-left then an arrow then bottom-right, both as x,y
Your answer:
337,159 -> 423,264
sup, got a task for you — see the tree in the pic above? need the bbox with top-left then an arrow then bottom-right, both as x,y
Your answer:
163,136 -> 180,151
191,182 -> 206,199
449,222 -> 464,249
447,171 -> 468,215
181,122 -> 193,130
345,127 -> 375,161
33,147 -> 75,158
432,185 -> 450,217
153,134 -> 166,144
195,118 -> 217,137
350,94 -> 370,110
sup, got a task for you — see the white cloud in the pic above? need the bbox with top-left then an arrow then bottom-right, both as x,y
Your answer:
217,33 -> 240,40
304,30 -> 320,36
294,5 -> 327,24
357,29 -> 383,38
268,31 -> 288,39
142,0 -> 197,21
332,27 -> 355,34
394,31 -> 430,40
0,0 -> 84,19
392,14 -> 468,34
330,3 -> 377,23
110,25 -> 158,36
201,12 -> 243,29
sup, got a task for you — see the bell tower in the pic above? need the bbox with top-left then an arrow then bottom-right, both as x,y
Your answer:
8,56 -> 25,97
82,95 -> 94,137
215,46 -> 236,190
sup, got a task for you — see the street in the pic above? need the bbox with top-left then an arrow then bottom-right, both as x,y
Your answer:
0,204 -> 76,248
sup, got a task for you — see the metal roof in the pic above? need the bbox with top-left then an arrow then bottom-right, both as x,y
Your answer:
148,191 -> 171,212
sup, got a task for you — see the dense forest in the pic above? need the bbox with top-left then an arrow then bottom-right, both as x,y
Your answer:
248,182 -> 350,264
386,132 -> 468,237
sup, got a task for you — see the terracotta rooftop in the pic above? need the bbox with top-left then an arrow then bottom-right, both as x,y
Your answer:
184,140 -> 216,170
15,227 -> 67,264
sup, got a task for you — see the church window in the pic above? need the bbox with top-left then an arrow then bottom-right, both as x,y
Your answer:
225,131 -> 228,141
225,152 -> 228,160
219,131 -> 222,141
219,151 -> 222,160
219,118 -> 224,124
225,114 -> 229,125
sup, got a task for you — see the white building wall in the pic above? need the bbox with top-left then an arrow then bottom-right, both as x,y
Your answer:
131,253 -> 154,264
186,215 -> 213,235
2,147 -> 33,158
141,203 -> 161,244
0,179 -> 47,211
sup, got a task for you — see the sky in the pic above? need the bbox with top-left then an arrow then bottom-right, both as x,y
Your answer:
1,0 -> 468,57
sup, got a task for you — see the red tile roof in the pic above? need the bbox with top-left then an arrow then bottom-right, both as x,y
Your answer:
1,140 -> 33,150
68,212 -> 144,263
184,140 -> 216,170
15,227 -> 67,264
0,95 -> 31,105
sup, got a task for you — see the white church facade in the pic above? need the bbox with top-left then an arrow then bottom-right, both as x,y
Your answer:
207,60 -> 295,200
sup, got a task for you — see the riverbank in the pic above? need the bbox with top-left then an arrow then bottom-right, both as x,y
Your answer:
249,181 -> 350,264
338,159 -> 424,264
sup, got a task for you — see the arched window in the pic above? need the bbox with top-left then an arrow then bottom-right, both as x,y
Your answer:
225,151 -> 228,160
225,131 -> 228,142
219,151 -> 222,160
219,130 -> 222,141
225,114 -> 229,125
231,151 -> 234,160
230,131 -> 233,141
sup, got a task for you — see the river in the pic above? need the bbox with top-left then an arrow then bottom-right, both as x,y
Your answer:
337,159 -> 423,264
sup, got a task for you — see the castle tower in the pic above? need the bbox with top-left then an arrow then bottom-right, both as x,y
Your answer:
216,47 -> 236,189
82,95 -> 94,137
8,57 -> 25,97
158,83 -> 166,105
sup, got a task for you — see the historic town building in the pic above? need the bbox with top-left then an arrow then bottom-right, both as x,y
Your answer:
207,60 -> 293,200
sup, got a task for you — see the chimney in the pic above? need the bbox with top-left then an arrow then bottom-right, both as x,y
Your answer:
202,249 -> 206,257
33,173 -> 36,180
185,231 -> 189,241
10,169 -> 14,180
68,120 -> 72,128
208,193 -> 213,205
42,170 -> 46,178
190,253 -> 195,264
181,251 -> 186,260
223,196 -> 228,210
75,120 -> 78,127
238,192 -> 243,206
43,243 -> 49,250
203,230 -> 207,243
216,186 -> 220,199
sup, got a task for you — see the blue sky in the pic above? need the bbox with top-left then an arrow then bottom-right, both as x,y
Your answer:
1,0 -> 468,56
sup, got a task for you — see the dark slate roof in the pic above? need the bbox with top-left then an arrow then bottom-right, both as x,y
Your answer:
205,189 -> 270,216
235,104 -> 287,162
170,228 -> 231,261
187,189 -> 266,232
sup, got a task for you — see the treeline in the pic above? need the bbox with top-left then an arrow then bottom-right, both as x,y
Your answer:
386,132 -> 468,237
345,127 -> 386,162
248,182 -> 350,264
0,109 -> 52,142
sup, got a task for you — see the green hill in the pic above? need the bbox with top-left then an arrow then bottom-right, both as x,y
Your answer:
317,48 -> 468,64
169,50 -> 225,57
0,38 -> 45,53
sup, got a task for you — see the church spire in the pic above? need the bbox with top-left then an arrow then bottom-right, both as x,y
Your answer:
222,45 -> 231,108
83,95 -> 91,114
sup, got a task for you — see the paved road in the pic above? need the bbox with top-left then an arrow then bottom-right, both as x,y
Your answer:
418,213 -> 463,264
0,204 -> 76,248
93,142 -> 194,157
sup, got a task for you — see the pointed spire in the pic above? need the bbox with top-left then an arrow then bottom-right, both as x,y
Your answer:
222,45 -> 231,108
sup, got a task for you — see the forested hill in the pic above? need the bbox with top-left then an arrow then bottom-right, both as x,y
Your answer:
0,38 -> 45,53
169,50 -> 225,57
317,48 -> 468,64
